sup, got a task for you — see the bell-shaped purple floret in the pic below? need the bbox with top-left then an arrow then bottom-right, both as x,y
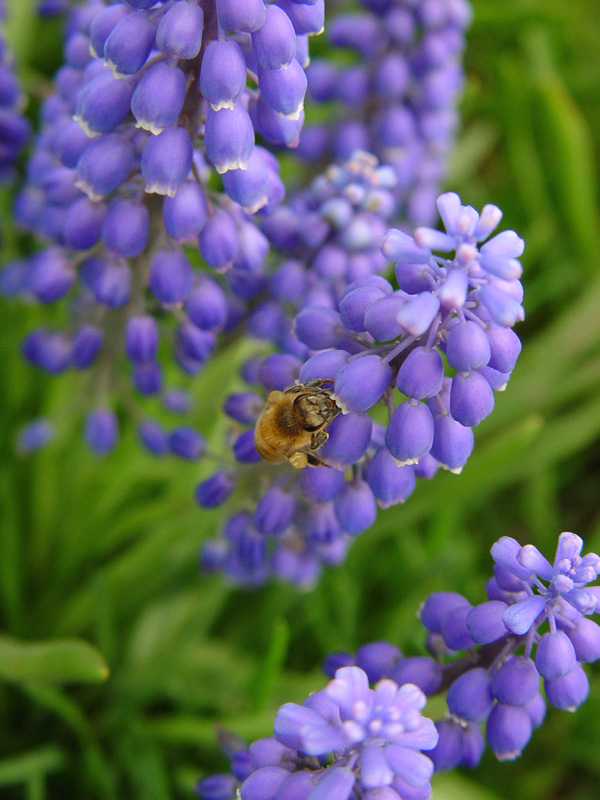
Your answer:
102,198 -> 149,257
466,600 -> 509,644
320,412 -> 372,468
251,96 -> 304,147
217,0 -> 265,33
440,604 -> 474,651
63,196 -> 106,250
479,284 -> 525,327
397,347 -> 443,400
224,392 -> 264,425
354,642 -> 402,684
195,773 -> 238,800
85,409 -> 118,455
149,248 -> 194,305
544,663 -> 589,711
204,103 -> 255,174
89,3 -> 130,59
76,133 -> 134,200
334,355 -> 391,414
258,353 -> 301,392
72,325 -> 103,369
141,126 -> 193,196
486,704 -> 532,761
156,1 -> 203,59
169,426 -> 206,460
446,321 -> 491,372
133,361 -> 162,395
492,656 -> 539,706
300,466 -> 345,503
366,446 -> 416,508
196,471 -> 235,508
185,277 -> 228,331
449,371 -> 494,427
428,720 -> 463,772
502,595 -> 546,635
74,71 -> 134,136
103,11 -> 155,76
486,323 -> 522,373
27,248 -> 75,303
276,0 -> 324,35
53,120 -> 90,168
430,413 -> 474,473
200,39 -> 247,111
199,209 -> 238,269
163,181 -> 207,243
298,349 -> 348,384
385,400 -> 434,466
131,62 -> 186,135
125,315 -> 158,363
339,285 -> 386,332
333,480 -> 377,535
254,487 -> 297,536
447,668 -> 494,723
176,323 -> 216,373
566,616 -> 600,662
389,657 -> 442,697
420,592 -> 470,634
252,5 -> 296,70
294,305 -> 341,350
138,418 -> 169,454
233,429 -> 261,464
222,147 -> 270,213
257,59 -> 307,120
363,294 -> 405,341
23,330 -> 72,374
87,258 -> 131,308
535,631 -> 576,680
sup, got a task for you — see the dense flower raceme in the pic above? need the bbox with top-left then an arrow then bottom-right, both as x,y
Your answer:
298,0 -> 472,225
196,665 -> 438,800
323,532 -> 600,768
1,0 -> 324,455
0,4 -> 30,181
199,191 -> 524,585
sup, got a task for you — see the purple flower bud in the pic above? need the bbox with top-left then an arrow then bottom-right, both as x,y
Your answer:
479,365 -> 510,392
366,446 -> 416,508
385,400 -> 434,466
196,472 -> 235,508
133,361 -> 162,395
103,11 -> 155,76
17,419 -> 55,454
252,5 -> 296,70
323,652 -> 355,678
27,249 -> 75,302
479,230 -> 524,280
102,198 -> 149,257
397,347 -> 444,400
299,466 -> 345,503
223,392 -> 263,425
430,413 -> 474,473
185,277 -> 227,331
222,147 -> 270,213
276,0 -> 324,35
320,412 -> 372,468
486,704 -> 532,761
89,4 -> 130,59
446,321 -> 491,372
251,95 -> 304,147
53,121 -> 90,168
176,323 -> 215,371
334,480 -> 377,535
138,419 -> 169,456
72,324 -> 103,369
74,72 -> 134,136
363,294 -> 405,342
63,196 -> 106,250
438,268 -> 468,310
156,1 -> 204,59
449,370 -> 495,427
86,258 -> 130,308
217,0 -> 265,33
524,692 -> 546,728
486,323 -> 522,373
334,355 -> 391,414
258,353 -> 301,392
41,166 -> 80,206
162,181 -> 207,243
492,656 -> 539,706
254,487 -> 297,535
85,408 -> 118,455
396,292 -> 440,336
441,604 -> 474,651
355,642 -> 403,683
479,284 -> 525,327
382,229 -> 431,263
257,59 -> 307,119
460,724 -> 486,769
535,631 -> 577,679
447,668 -> 494,723
339,286 -> 386,332
204,104 -> 255,174
233,429 -> 261,463
131,62 -> 186,135
125,315 -> 158,363
195,773 -> 238,800
566,617 -> 600,662
162,389 -> 192,415
298,349 -> 348,384
544,663 -> 589,711
23,329 -> 72,373
502,595 -> 546,636
239,766 -> 289,800
429,720 -> 463,772
76,133 -> 134,199
294,306 -> 341,350
200,39 -> 247,111
389,657 -> 442,696
199,209 -> 238,269
419,592 -> 470,634
466,600 -> 509,644
141,126 -> 193,196
169,426 -> 206,460
149,248 -> 194,305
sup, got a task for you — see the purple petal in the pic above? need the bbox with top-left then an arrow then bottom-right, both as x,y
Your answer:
502,596 -> 546,635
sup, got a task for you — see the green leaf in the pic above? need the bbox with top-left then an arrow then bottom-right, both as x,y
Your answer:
0,635 -> 109,684
0,746 -> 66,785
250,618 -> 290,713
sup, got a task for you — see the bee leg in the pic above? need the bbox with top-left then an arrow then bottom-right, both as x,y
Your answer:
306,451 -> 331,468
310,431 -> 329,451
288,451 -> 308,469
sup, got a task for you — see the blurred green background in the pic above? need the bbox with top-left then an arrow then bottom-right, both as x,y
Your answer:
1,0 -> 600,798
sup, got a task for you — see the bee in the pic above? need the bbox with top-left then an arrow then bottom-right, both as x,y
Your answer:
254,379 -> 341,469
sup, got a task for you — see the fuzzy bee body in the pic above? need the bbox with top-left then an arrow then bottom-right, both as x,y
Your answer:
254,380 -> 341,469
